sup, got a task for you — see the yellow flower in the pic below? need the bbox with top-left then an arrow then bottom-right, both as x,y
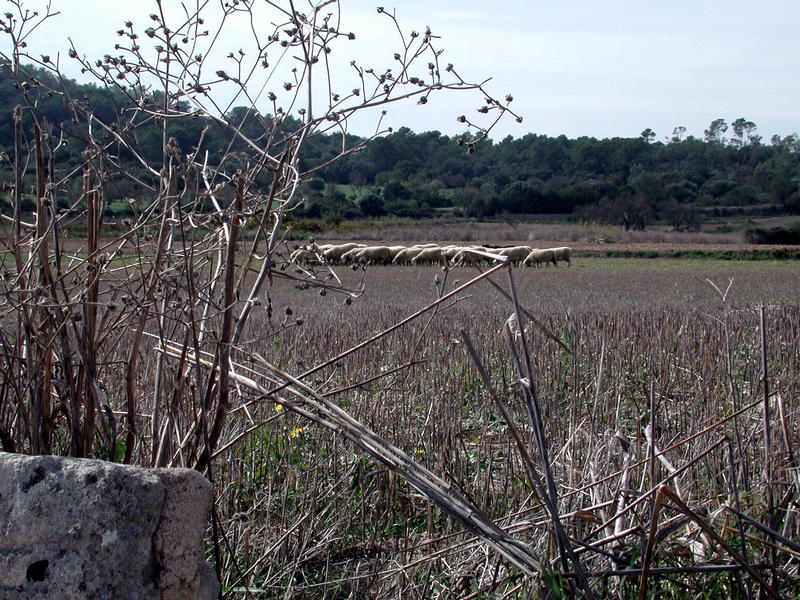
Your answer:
289,427 -> 303,438
275,404 -> 284,412
415,448 -> 425,457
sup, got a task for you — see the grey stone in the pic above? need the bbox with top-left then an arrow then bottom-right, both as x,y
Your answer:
0,453 -> 217,600
194,562 -> 221,600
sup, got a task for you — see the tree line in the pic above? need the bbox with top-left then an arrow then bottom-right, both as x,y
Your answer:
2,62 -> 799,230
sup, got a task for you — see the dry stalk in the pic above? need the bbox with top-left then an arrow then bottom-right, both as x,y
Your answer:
759,305 -> 779,582
637,484 -> 665,600
158,340 -> 543,577
660,485 -> 783,599
504,268 -> 595,598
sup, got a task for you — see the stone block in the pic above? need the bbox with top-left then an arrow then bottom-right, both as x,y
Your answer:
0,453 -> 218,600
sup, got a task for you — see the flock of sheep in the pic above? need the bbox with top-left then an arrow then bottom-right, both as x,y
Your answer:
289,242 -> 572,268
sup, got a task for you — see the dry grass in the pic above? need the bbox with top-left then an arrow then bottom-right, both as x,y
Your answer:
4,216 -> 799,598
204,259 -> 799,598
312,220 -> 745,247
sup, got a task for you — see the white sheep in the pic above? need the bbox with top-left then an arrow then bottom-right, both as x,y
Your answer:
352,246 -> 392,265
551,246 -> 573,267
289,248 -> 320,265
338,247 -> 364,264
410,247 -> 446,265
523,248 -> 556,268
496,245 -> 533,265
392,247 -> 424,265
442,246 -> 467,260
387,246 -> 408,260
450,246 -> 492,267
323,243 -> 366,264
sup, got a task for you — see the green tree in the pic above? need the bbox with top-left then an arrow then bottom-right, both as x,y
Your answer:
359,190 -> 386,217
494,181 -> 547,214
628,164 -> 662,202
382,180 -> 412,215
669,126 -> 687,144
754,154 -> 800,210
619,194 -> 655,230
661,200 -> 699,230
730,118 -> 758,148
308,177 -> 326,193
704,118 -> 728,144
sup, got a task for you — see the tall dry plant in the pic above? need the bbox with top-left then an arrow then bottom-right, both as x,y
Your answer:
0,0 -> 518,463
0,0 -> 575,595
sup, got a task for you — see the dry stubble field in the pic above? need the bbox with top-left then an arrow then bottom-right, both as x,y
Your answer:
216,257 -> 800,598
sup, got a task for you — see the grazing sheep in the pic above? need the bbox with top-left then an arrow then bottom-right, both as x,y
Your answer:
551,246 -> 573,267
387,246 -> 408,260
496,245 -> 533,265
410,247 -> 446,266
450,246 -> 491,267
352,246 -> 392,265
323,243 -> 366,264
523,248 -> 557,268
339,247 -> 363,264
442,246 -> 466,260
449,248 -> 473,267
483,251 -> 507,263
392,247 -> 424,265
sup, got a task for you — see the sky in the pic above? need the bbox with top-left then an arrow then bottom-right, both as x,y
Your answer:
3,0 -> 799,143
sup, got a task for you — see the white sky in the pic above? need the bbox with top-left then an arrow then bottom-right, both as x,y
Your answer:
4,0 -> 799,142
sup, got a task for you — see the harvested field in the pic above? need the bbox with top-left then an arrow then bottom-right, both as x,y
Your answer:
211,258 -> 800,597
4,222 -> 799,597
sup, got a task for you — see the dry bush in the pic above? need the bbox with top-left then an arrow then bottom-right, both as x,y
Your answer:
0,0 -> 516,463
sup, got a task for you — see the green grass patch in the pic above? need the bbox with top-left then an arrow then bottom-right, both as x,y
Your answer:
333,183 -> 375,201
580,248 -> 800,260
572,256 -> 800,273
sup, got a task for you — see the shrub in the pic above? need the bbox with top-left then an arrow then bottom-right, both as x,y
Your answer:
745,221 -> 800,245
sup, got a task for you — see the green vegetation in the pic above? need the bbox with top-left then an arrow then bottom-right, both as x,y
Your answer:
2,63 -> 799,229
745,221 -> 800,245
583,247 -> 800,260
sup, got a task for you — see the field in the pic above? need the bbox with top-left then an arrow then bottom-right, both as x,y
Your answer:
210,257 -> 800,598
293,219 -> 800,261
3,214 -> 800,597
